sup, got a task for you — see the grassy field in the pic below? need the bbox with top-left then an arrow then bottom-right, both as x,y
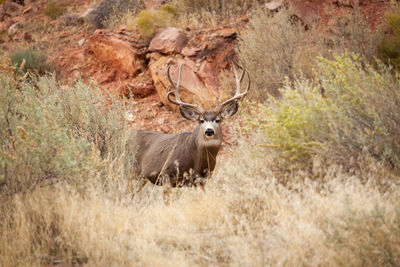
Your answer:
1,136 -> 399,266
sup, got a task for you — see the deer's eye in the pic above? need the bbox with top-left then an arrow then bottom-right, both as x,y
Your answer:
200,119 -> 205,124
215,119 -> 221,123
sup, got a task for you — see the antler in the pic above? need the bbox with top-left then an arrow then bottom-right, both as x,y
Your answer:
166,63 -> 204,113
217,63 -> 250,110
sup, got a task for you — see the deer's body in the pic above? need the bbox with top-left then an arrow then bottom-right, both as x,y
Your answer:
135,111 -> 223,186
133,63 -> 249,202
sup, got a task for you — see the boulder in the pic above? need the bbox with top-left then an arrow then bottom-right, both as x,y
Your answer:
332,0 -> 364,7
7,22 -> 20,36
0,21 -> 11,32
87,34 -> 141,77
149,54 -> 217,109
265,0 -> 282,10
56,32 -> 148,98
181,46 -> 200,57
149,27 -> 188,54
120,69 -> 155,98
0,1 -> 23,21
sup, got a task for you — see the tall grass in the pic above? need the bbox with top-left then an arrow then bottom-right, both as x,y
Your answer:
1,135 -> 400,266
172,0 -> 260,21
87,0 -> 145,29
238,8 -> 321,100
238,6 -> 382,101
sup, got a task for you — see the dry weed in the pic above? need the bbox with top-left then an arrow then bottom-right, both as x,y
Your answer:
1,137 -> 399,266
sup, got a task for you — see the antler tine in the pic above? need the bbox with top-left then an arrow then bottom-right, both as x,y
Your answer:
166,63 -> 203,111
218,63 -> 250,108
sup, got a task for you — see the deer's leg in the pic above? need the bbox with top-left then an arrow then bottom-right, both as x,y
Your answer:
199,182 -> 206,193
136,179 -> 148,194
131,179 -> 148,200
163,175 -> 172,206
196,175 -> 206,192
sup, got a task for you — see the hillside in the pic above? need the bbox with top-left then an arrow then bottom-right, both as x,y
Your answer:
1,0 -> 400,266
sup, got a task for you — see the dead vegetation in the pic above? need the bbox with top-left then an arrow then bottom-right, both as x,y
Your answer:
1,1 -> 400,266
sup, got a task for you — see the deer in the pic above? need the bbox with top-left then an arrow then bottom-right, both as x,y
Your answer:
133,62 -> 250,203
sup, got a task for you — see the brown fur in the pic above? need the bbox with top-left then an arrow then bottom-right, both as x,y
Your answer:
134,120 -> 222,187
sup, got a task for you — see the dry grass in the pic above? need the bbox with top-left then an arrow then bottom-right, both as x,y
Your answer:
238,7 -> 322,100
238,5 -> 383,101
1,138 -> 400,266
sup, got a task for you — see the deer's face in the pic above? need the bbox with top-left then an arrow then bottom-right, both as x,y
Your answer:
166,62 -> 250,146
199,111 -> 222,140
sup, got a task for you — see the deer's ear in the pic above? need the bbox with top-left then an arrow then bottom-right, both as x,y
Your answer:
219,101 -> 238,119
180,105 -> 201,121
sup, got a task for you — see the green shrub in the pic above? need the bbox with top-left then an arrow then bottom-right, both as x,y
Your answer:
251,53 -> 400,174
135,10 -> 157,37
156,4 -> 179,26
135,4 -> 179,37
43,1 -> 68,19
378,12 -> 400,70
0,62 -> 136,196
11,48 -> 54,75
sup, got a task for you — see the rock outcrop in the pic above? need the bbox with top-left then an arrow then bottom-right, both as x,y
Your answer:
148,27 -> 188,54
87,34 -> 141,77
0,1 -> 23,21
56,25 -> 238,108
57,31 -> 154,98
148,54 -> 216,110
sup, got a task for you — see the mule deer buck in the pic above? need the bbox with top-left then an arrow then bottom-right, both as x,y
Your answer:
134,63 -> 250,202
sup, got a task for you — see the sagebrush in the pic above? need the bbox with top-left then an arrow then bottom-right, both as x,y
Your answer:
0,58 -> 136,196
248,53 -> 400,180
11,48 -> 54,75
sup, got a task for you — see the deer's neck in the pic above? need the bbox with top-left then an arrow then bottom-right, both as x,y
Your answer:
189,125 -> 222,176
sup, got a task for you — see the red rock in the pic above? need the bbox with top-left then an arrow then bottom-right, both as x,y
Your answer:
0,2 -> 22,21
117,24 -> 126,34
198,61 -> 219,90
87,34 -> 141,77
181,46 -> 199,57
7,22 -> 19,36
218,27 -> 237,38
120,70 -> 155,98
333,0 -> 363,7
0,21 -> 11,32
22,6 -> 32,15
265,0 -> 282,10
148,55 -> 217,110
94,29 -> 105,35
59,32 -> 68,38
160,125 -> 170,133
149,27 -> 187,54
23,32 -> 32,41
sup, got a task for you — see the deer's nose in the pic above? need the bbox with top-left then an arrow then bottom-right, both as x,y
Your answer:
205,128 -> 214,137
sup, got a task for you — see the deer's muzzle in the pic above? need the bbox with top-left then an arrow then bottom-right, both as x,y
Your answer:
205,128 -> 215,137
